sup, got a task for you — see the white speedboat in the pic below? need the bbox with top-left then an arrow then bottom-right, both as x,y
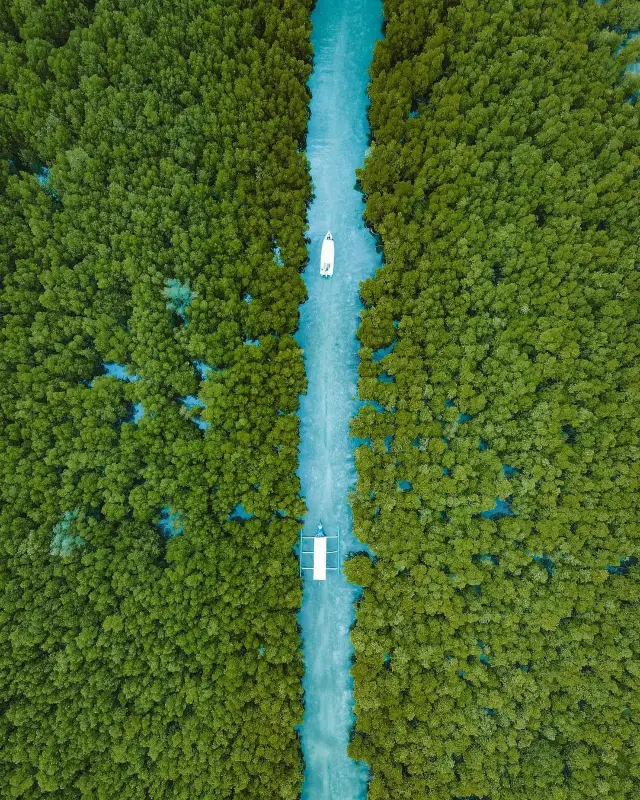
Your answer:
320,231 -> 334,277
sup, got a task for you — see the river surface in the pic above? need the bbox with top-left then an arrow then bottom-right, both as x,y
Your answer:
296,0 -> 383,797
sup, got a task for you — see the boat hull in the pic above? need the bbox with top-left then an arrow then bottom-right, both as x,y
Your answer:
320,234 -> 334,276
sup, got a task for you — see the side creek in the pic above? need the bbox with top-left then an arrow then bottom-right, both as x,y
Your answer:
295,0 -> 383,797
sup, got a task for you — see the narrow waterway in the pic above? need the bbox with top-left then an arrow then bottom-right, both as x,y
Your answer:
296,0 -> 383,797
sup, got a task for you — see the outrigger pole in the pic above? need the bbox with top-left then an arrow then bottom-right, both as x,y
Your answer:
299,526 -> 340,581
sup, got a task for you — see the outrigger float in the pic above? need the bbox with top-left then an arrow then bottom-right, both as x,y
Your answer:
300,521 -> 340,580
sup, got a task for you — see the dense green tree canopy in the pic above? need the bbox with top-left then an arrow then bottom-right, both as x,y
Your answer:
1,0 -> 312,796
349,1 -> 640,797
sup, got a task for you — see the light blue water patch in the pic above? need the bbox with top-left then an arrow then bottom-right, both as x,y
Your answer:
131,402 -> 144,423
445,399 -> 455,408
528,552 -> 554,576
457,413 -> 472,423
398,480 -> 412,492
244,337 -> 260,347
37,166 -> 50,186
103,362 -> 140,382
243,292 -> 252,303
295,0 -> 382,796
50,509 -> 85,556
194,360 -> 213,379
378,371 -> 394,383
180,395 -> 210,430
473,553 -> 499,566
442,467 -> 451,476
615,30 -> 640,56
502,464 -> 518,477
384,435 -> 393,453
181,395 -> 205,410
157,506 -> 183,539
479,439 -> 488,451
481,497 -> 514,519
273,244 -> 284,266
477,641 -> 491,665
228,504 -> 254,521
163,278 -> 196,323
606,557 -> 637,576
371,341 -> 395,361
600,10 -> 640,86
622,31 -> 640,86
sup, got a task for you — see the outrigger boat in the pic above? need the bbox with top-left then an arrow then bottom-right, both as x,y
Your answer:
299,520 -> 340,580
320,231 -> 334,277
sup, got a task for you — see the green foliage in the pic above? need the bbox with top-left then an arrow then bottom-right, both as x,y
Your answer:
0,0 -> 312,796
351,1 -> 640,797
163,278 -> 196,323
50,509 -> 84,555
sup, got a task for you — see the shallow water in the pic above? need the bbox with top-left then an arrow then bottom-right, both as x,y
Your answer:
157,506 -> 183,539
296,0 -> 383,797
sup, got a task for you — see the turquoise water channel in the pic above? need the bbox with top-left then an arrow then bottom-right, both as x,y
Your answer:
296,0 -> 383,797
